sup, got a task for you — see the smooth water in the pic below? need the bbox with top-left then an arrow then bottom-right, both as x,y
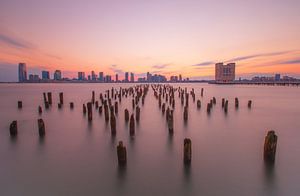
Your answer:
0,83 -> 299,196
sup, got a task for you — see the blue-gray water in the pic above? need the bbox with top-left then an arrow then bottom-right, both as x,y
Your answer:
0,83 -> 300,196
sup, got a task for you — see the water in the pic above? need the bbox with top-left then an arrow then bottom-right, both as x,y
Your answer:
0,83 -> 299,196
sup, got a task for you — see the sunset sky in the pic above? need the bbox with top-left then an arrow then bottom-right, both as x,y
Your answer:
0,0 -> 300,81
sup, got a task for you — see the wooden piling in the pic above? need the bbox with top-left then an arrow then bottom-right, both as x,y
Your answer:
104,104 -> 109,122
124,109 -> 129,122
224,100 -> 228,113
38,119 -> 45,137
184,138 -> 192,164
59,92 -> 64,105
83,104 -> 87,114
197,100 -> 201,109
222,98 -> 225,108
264,130 -> 277,163
129,114 -> 135,136
18,101 -> 22,109
87,102 -> 93,121
117,141 -> 127,166
38,106 -> 42,114
9,120 -> 17,136
70,102 -> 74,109
110,112 -> 116,136
248,100 -> 252,108
47,92 -> 52,105
235,97 -> 239,108
183,106 -> 188,121
115,102 -> 118,114
136,106 -> 140,122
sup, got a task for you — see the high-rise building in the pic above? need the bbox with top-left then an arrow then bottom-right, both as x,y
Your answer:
78,72 -> 85,80
125,72 -> 129,82
147,72 -> 152,82
29,74 -> 40,81
215,62 -> 235,82
54,70 -> 62,80
275,74 -> 281,81
42,71 -> 50,80
179,74 -> 182,81
115,74 -> 119,82
18,63 -> 27,82
99,72 -> 104,82
105,75 -> 112,82
91,71 -> 97,80
130,72 -> 134,82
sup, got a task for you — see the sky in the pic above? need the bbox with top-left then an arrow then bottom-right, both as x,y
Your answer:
0,0 -> 300,81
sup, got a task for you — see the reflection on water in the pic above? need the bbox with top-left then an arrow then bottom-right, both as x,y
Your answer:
0,83 -> 299,195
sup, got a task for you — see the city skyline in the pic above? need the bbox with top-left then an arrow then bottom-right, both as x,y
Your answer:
1,0 -> 300,82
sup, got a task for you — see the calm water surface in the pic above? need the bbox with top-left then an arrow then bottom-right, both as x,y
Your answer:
0,83 -> 300,196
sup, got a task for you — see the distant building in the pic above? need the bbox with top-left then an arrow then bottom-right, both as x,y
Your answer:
78,72 -> 85,80
170,76 -> 178,82
147,72 -> 152,82
215,62 -> 235,82
125,72 -> 129,82
18,63 -> 27,82
130,72 -> 134,82
137,77 -> 146,82
29,74 -> 40,81
91,71 -> 97,80
115,74 -> 119,82
42,71 -> 50,80
88,75 -> 91,81
275,74 -> 281,81
99,72 -> 104,82
179,74 -> 182,81
105,75 -> 112,82
54,70 -> 62,80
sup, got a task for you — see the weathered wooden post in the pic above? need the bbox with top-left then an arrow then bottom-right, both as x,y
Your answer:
201,88 -> 204,97
197,100 -> 201,109
129,114 -> 135,136
264,130 -> 277,163
59,92 -> 64,105
168,110 -> 174,134
136,106 -> 140,122
92,91 -> 95,104
38,119 -> 45,137
87,102 -> 92,121
58,103 -> 62,109
43,92 -> 47,104
95,101 -> 99,109
222,98 -> 225,108
207,103 -> 211,114
110,112 -> 116,136
18,101 -> 22,109
38,106 -> 42,114
70,102 -> 74,109
117,141 -> 127,166
224,100 -> 228,113
184,138 -> 192,164
9,120 -> 18,136
235,97 -> 239,108
213,97 -> 216,105
124,109 -> 129,122
104,104 -> 109,122
114,102 -> 118,114
45,102 -> 49,109
248,100 -> 252,108
183,106 -> 188,121
83,104 -> 87,114
47,92 -> 52,105
162,103 -> 166,114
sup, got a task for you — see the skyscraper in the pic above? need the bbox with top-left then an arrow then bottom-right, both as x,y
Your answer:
115,74 -> 119,82
91,71 -> 96,80
42,71 -> 50,80
147,72 -> 152,82
54,70 -> 62,80
78,72 -> 85,80
125,72 -> 129,82
18,63 -> 27,82
99,72 -> 104,82
130,72 -> 134,82
215,62 -> 235,82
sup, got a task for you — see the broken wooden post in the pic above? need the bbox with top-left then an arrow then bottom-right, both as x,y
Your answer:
38,106 -> 42,114
110,112 -> 116,136
212,97 -> 216,105
83,104 -> 87,114
197,100 -> 201,109
59,92 -> 64,105
167,110 -> 174,134
99,106 -> 103,114
58,103 -> 62,109
224,100 -> 228,113
124,109 -> 129,122
184,138 -> 192,164
38,119 -> 45,137
114,102 -> 118,114
104,104 -> 109,122
18,101 -> 22,109
183,106 -> 188,121
117,141 -> 127,166
264,130 -> 277,163
129,114 -> 135,136
235,97 -> 239,108
201,88 -> 204,97
95,101 -> 99,109
92,91 -> 95,104
47,92 -> 52,105
248,100 -> 252,108
87,102 -> 92,121
43,92 -> 47,104
70,102 -> 74,109
222,98 -> 225,108
9,120 -> 17,136
136,106 -> 140,122
207,103 -> 211,114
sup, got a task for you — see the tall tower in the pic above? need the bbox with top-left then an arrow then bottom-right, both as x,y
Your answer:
125,72 -> 129,82
18,63 -> 27,82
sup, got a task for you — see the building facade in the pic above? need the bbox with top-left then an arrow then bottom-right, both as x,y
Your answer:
78,72 -> 85,80
42,71 -> 50,80
215,62 -> 235,82
18,63 -> 27,82
54,70 -> 62,80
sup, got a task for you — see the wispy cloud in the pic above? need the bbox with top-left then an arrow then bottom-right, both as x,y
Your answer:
192,61 -> 215,67
226,51 -> 291,62
0,33 -> 34,49
279,58 -> 300,65
152,63 -> 171,69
